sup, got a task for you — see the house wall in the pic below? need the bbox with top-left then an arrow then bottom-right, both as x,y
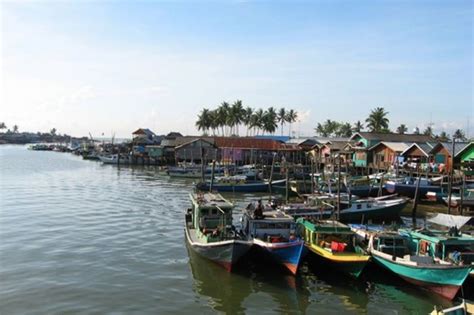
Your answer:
371,146 -> 396,168
459,146 -> 474,162
431,146 -> 451,172
175,141 -> 216,161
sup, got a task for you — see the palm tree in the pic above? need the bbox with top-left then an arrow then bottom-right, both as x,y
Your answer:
217,102 -> 230,136
353,121 -> 363,133
242,107 -> 253,136
230,100 -> 244,136
0,122 -> 6,132
453,129 -> 466,141
209,110 -> 220,136
338,123 -> 353,137
196,108 -> 211,134
12,125 -> 19,133
437,131 -> 450,142
286,109 -> 298,137
263,107 -> 278,134
423,126 -> 433,137
413,127 -> 420,135
396,124 -> 408,134
251,109 -> 265,135
315,122 -> 328,137
277,108 -> 286,136
365,107 -> 389,132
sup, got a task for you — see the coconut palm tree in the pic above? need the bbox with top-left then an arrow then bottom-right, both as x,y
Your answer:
396,124 -> 408,134
263,107 -> 278,134
251,109 -> 265,135
365,107 -> 389,132
438,131 -> 450,142
12,125 -> 19,133
352,121 -> 363,133
277,108 -> 286,136
423,126 -> 433,137
0,122 -> 6,132
453,129 -> 466,141
230,100 -> 244,136
286,109 -> 298,137
338,122 -> 353,137
196,108 -> 211,134
242,107 -> 253,136
315,122 -> 328,137
217,102 -> 230,136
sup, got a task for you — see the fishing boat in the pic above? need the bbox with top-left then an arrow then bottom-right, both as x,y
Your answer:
351,225 -> 471,300
184,192 -> 252,271
167,164 -> 225,178
385,176 -> 451,198
442,189 -> 474,208
296,218 -> 370,277
196,175 -> 286,193
241,202 -> 304,275
399,213 -> 474,279
282,194 -> 408,223
98,154 -> 131,164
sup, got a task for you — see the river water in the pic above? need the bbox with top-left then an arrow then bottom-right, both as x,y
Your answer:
0,145 -> 471,314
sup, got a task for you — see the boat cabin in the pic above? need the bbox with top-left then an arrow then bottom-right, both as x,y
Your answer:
371,233 -> 408,258
242,208 -> 296,242
399,229 -> 474,266
187,193 -> 234,242
297,219 -> 357,253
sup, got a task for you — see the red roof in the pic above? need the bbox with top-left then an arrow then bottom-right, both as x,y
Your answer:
213,137 -> 299,151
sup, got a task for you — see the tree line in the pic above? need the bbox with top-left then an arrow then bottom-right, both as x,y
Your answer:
195,101 -> 298,137
314,107 -> 468,141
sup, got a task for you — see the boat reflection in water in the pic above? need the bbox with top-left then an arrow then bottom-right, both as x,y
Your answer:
187,243 -> 310,314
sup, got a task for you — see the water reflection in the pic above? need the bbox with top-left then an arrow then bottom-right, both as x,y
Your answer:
187,244 -> 251,314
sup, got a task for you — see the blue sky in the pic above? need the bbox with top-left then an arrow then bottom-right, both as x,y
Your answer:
1,1 -> 472,138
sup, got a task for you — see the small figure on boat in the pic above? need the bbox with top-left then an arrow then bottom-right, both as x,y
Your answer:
253,200 -> 264,219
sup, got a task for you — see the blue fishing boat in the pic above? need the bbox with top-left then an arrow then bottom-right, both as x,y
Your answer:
241,202 -> 304,274
196,175 -> 286,193
282,194 -> 408,223
385,176 -> 447,198
185,192 -> 252,271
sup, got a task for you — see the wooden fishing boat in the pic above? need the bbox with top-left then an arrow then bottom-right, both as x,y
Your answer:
351,225 -> 471,300
196,176 -> 286,193
296,218 -> 370,277
384,176 -> 454,198
99,154 -> 131,164
184,192 -> 252,271
282,194 -> 408,223
398,217 -> 474,280
241,204 -> 304,275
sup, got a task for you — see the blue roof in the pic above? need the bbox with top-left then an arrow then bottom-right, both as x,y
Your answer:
254,135 -> 290,142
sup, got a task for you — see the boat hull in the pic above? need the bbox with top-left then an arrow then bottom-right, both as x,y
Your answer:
385,181 -> 442,198
253,239 -> 304,275
185,227 -> 251,271
196,180 -> 286,193
306,244 -> 369,278
372,253 -> 470,300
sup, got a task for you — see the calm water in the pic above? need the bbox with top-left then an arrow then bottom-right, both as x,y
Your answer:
0,145 -> 471,314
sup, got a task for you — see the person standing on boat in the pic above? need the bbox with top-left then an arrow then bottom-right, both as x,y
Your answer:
253,200 -> 264,219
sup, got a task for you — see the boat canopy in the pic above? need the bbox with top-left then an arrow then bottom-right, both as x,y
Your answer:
427,213 -> 471,229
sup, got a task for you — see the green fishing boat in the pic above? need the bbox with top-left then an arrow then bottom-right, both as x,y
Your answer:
296,218 -> 370,277
351,225 -> 471,300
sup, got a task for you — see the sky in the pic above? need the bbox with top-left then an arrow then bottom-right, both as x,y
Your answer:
1,0 -> 472,138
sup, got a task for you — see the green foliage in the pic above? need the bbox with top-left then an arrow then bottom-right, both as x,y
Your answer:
195,102 -> 297,136
365,107 -> 389,132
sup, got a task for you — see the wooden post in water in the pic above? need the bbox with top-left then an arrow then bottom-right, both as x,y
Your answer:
268,153 -> 276,200
200,143 -> 205,184
412,171 -> 422,228
310,155 -> 315,194
337,156 -> 341,221
209,160 -> 216,192
285,165 -> 290,203
460,174 -> 465,215
447,139 -> 455,214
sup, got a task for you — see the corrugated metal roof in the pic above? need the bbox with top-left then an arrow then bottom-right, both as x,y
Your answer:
430,141 -> 472,157
369,141 -> 410,152
351,132 -> 433,143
